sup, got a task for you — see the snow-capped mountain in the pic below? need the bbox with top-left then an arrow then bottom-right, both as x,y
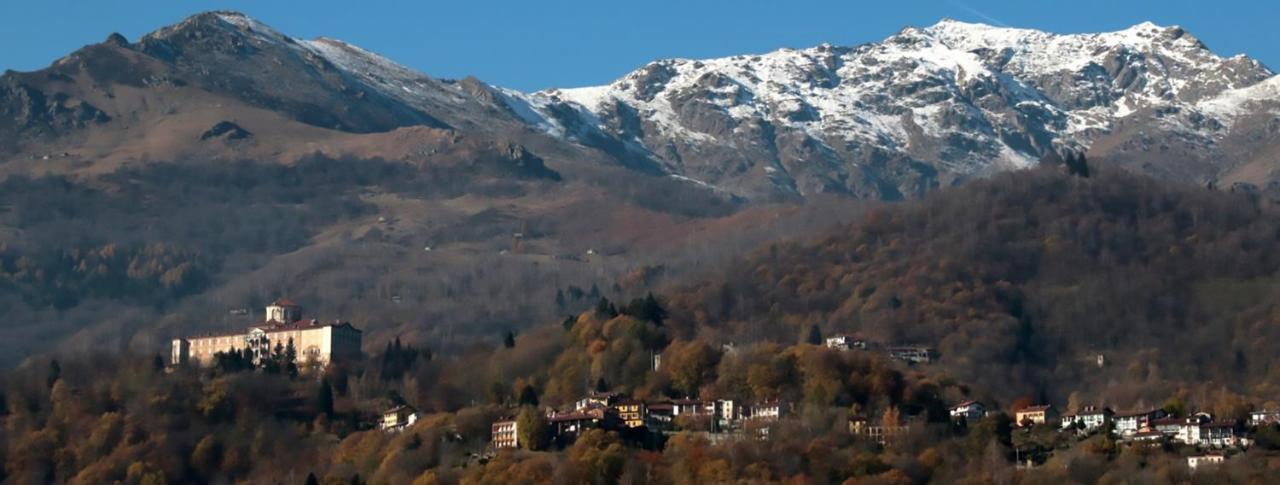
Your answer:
506,19 -> 1280,199
5,13 -> 1280,201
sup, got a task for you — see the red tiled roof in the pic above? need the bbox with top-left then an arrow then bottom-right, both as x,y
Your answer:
950,400 -> 980,409
270,298 -> 301,307
1018,405 -> 1051,412
255,320 -> 361,333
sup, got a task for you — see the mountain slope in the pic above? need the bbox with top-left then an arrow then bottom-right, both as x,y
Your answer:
507,20 -> 1280,199
663,166 -> 1280,406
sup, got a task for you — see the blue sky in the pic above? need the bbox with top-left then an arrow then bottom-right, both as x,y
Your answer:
2,0 -> 1277,91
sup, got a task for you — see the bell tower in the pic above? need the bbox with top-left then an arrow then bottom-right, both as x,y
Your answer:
265,298 -> 302,323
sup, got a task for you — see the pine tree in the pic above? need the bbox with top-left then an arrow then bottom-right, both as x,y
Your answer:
595,377 -> 609,393
46,359 -> 61,388
285,338 -> 299,377
317,378 -> 335,417
518,385 -> 539,406
503,331 -> 516,348
305,473 -> 320,485
805,324 -> 823,345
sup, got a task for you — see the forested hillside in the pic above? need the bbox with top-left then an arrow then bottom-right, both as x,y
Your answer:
666,165 -> 1280,409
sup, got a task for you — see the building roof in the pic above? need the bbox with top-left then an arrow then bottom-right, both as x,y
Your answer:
1018,405 -> 1051,413
950,400 -> 981,409
1115,409 -> 1161,418
385,404 -> 417,415
255,320 -> 362,334
549,408 -> 611,423
270,298 -> 301,307
1063,406 -> 1111,418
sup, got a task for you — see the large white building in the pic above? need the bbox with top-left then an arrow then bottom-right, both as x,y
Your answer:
171,299 -> 362,367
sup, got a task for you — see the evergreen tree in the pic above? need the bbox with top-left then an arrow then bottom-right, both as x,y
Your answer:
594,297 -> 618,319
46,359 -> 61,388
594,377 -> 609,393
318,378 -> 335,417
518,385 -> 539,407
555,288 -> 566,309
152,354 -> 165,373
285,338 -> 299,377
503,331 -> 516,349
804,324 -> 823,345
305,473 -> 320,485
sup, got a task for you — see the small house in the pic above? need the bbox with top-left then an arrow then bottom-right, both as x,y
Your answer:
381,405 -> 418,432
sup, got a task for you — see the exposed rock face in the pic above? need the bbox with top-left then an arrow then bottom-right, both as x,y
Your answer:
199,121 -> 252,141
505,20 -> 1280,199
5,13 -> 1280,200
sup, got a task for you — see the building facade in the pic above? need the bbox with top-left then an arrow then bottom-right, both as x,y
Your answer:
1015,405 -> 1053,427
171,300 -> 363,367
949,400 -> 987,422
382,405 -> 418,432
491,418 -> 519,449
1060,406 -> 1113,432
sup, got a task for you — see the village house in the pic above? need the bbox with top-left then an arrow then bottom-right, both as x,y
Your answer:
949,400 -> 986,422
824,335 -> 867,351
671,399 -> 707,417
1187,454 -> 1225,471
886,345 -> 936,364
1197,422 -> 1238,448
1015,405 -> 1054,427
575,391 -> 622,411
708,399 -> 742,428
491,417 -> 519,449
171,299 -> 363,368
848,415 -> 910,445
1060,405 -> 1113,432
1113,409 -> 1168,436
645,401 -> 675,428
1129,428 -> 1166,444
749,400 -> 790,421
1150,417 -> 1186,437
1249,409 -> 1280,427
381,405 -> 418,432
613,398 -> 646,428
549,407 -> 620,443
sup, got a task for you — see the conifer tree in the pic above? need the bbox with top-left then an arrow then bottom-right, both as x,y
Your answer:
805,324 -> 823,345
317,378 -> 334,417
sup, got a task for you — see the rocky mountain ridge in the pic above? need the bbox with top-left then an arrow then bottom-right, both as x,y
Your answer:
508,19 -> 1280,198
3,13 -> 1280,200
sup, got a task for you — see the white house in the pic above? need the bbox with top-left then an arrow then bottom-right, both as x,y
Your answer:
824,335 -> 867,351
1113,409 -> 1167,436
1187,454 -> 1224,471
949,400 -> 986,422
749,400 -> 789,421
1249,409 -> 1280,427
1060,406 -> 1113,432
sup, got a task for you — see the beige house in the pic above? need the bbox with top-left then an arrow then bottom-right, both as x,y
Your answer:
492,418 -> 519,449
171,299 -> 362,367
381,405 -> 418,432
1015,405 -> 1054,427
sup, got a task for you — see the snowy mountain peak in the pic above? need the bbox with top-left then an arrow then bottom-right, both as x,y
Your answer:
501,19 -> 1279,199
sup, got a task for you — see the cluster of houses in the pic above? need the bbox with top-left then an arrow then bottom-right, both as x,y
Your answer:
943,400 -> 1280,451
490,391 -> 793,449
824,335 -> 936,364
